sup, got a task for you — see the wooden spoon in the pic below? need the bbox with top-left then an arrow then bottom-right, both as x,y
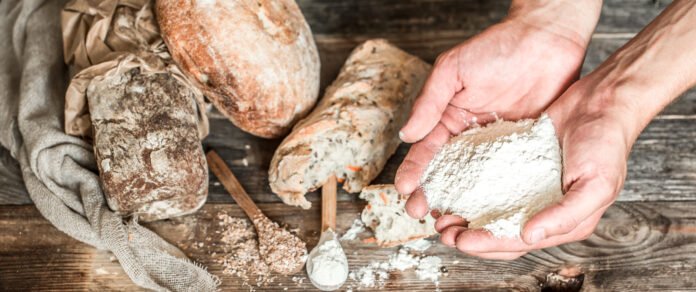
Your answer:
206,151 -> 307,275
306,175 -> 348,291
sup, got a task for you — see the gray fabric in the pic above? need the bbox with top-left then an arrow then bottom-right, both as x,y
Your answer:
0,1 -> 219,291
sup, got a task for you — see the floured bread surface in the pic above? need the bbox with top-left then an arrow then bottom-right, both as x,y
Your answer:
155,0 -> 320,138
421,114 -> 563,238
360,185 -> 436,247
87,68 -> 208,221
268,39 -> 431,208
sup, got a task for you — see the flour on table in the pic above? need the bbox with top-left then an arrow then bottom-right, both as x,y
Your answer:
347,246 -> 444,290
340,219 -> 365,241
421,114 -> 563,238
402,238 -> 432,251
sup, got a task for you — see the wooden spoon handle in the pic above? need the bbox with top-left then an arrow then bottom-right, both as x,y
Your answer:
207,150 -> 263,219
321,175 -> 337,232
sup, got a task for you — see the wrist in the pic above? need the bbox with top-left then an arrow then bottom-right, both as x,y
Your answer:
506,0 -> 602,48
555,71 -> 648,146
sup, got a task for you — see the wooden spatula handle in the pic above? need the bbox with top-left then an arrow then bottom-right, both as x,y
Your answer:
321,175 -> 337,232
207,150 -> 262,219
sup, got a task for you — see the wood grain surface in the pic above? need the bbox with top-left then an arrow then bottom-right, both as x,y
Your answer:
1,0 -> 695,291
0,147 -> 28,205
2,202 -> 696,291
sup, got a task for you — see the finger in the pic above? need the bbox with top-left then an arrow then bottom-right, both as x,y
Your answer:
435,215 -> 467,233
405,188 -> 429,219
454,229 -> 529,253
521,175 -> 618,245
439,105 -> 475,134
399,53 -> 461,143
394,123 -> 451,195
463,251 -> 528,261
430,209 -> 442,219
440,226 -> 467,247
455,208 -> 605,253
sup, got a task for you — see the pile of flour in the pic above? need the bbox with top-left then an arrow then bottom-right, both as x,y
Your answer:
348,247 -> 444,289
307,234 -> 349,288
421,114 -> 563,238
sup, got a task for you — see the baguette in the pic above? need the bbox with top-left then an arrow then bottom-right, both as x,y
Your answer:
269,39 -> 430,208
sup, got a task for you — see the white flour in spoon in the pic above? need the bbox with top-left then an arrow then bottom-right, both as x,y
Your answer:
308,234 -> 348,288
421,114 -> 563,238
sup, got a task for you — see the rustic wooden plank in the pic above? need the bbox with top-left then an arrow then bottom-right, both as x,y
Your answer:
0,147 -> 29,205
2,114 -> 694,206
2,201 -> 696,291
3,1 -> 696,205
308,34 -> 696,115
298,0 -> 671,36
202,116 -> 696,203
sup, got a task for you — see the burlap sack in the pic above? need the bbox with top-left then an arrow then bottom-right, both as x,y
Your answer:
0,0 -> 219,290
64,52 -> 210,139
62,0 -> 165,71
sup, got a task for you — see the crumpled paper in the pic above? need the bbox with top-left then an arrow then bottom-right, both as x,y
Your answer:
64,52 -> 210,140
62,0 -> 165,71
61,0 -> 209,139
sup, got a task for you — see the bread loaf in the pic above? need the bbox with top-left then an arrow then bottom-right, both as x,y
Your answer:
360,185 -> 436,247
269,39 -> 431,209
155,0 -> 320,138
87,67 -> 208,221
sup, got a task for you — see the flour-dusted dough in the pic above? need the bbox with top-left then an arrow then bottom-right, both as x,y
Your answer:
421,114 -> 563,238
360,185 -> 436,247
269,39 -> 431,208
155,0 -> 320,138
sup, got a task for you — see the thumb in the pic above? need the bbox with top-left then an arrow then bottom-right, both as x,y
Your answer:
400,53 -> 461,143
522,174 -> 619,245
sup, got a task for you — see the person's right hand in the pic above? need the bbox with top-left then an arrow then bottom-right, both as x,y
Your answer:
396,1 -> 602,215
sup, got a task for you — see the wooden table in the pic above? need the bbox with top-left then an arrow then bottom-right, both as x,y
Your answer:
2,0 -> 696,291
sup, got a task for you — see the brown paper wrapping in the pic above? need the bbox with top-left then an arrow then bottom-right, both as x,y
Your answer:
65,53 -> 210,139
62,0 -> 166,71
62,0 -> 208,138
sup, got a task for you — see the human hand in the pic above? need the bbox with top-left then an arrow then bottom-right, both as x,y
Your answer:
433,74 -> 639,259
397,0 -> 696,260
396,1 -> 602,212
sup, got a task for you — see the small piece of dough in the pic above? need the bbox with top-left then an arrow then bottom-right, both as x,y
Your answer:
360,184 -> 436,247
268,39 -> 431,208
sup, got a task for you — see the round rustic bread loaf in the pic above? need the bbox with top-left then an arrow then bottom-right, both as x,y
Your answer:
155,0 -> 320,138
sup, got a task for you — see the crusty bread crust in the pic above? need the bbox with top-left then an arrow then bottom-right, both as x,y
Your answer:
268,40 -> 430,209
155,0 -> 320,138
87,68 -> 208,221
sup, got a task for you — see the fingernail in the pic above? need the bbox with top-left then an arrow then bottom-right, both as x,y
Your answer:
398,131 -> 406,141
431,210 -> 442,219
529,229 -> 546,244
